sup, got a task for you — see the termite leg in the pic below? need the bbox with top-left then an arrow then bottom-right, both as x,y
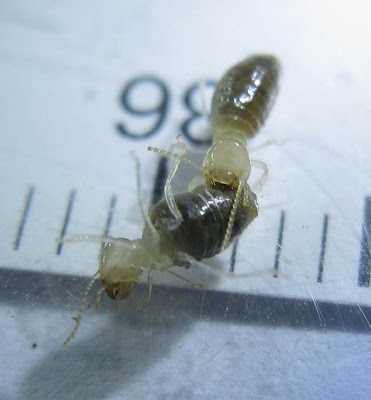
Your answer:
188,174 -> 204,192
193,260 -> 277,279
249,137 -> 290,153
115,297 -> 121,311
131,151 -> 156,234
148,146 -> 203,172
251,159 -> 268,195
153,287 -> 186,304
249,139 -> 279,153
168,270 -> 203,289
150,136 -> 202,224
57,235 -> 134,248
95,286 -> 105,311
163,138 -> 189,222
141,268 -> 153,312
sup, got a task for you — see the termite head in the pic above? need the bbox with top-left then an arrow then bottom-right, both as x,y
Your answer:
63,238 -> 157,347
203,138 -> 251,189
98,236 -> 170,301
99,241 -> 144,300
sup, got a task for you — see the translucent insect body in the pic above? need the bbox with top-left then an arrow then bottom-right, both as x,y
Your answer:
63,54 -> 280,347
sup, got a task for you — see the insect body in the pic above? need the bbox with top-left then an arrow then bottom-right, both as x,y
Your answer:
150,184 -> 258,262
63,54 -> 280,346
211,55 -> 280,141
100,54 -> 279,301
97,184 -> 258,301
204,55 -> 280,189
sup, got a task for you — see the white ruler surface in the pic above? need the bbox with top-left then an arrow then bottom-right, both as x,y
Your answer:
1,0 -> 371,308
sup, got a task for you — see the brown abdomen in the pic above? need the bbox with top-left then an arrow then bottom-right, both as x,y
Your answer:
211,55 -> 280,139
149,185 -> 258,261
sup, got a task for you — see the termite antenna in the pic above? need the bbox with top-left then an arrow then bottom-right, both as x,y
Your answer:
148,146 -> 203,171
221,179 -> 245,251
63,272 -> 99,348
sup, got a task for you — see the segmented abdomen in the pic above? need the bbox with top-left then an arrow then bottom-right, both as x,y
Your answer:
211,55 -> 280,139
150,185 -> 258,261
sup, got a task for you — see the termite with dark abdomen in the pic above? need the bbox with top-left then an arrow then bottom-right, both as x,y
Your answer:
61,54 -> 280,347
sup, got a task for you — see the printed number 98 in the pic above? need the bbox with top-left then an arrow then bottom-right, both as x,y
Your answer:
116,76 -> 216,146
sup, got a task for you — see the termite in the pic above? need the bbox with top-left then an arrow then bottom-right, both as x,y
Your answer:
61,54 -> 280,347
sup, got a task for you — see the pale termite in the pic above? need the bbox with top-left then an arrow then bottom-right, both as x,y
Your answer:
62,54 -> 280,347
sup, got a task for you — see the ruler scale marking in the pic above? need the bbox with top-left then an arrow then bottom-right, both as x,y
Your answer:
273,210 -> 286,278
13,186 -> 35,251
56,189 -> 76,255
103,194 -> 117,236
317,214 -> 329,283
151,157 -> 168,206
358,196 -> 371,287
229,239 -> 239,273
